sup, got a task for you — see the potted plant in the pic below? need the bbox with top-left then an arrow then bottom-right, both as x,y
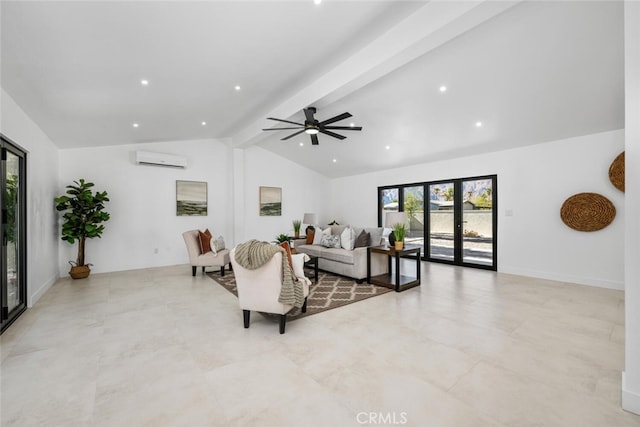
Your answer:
274,233 -> 290,244
54,179 -> 110,279
292,219 -> 302,238
392,223 -> 407,250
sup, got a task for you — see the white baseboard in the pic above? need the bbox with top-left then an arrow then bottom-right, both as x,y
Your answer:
622,372 -> 640,415
29,275 -> 57,307
498,266 -> 624,290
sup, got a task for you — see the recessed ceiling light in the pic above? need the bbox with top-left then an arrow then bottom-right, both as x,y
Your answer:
439,85 -> 447,92
475,121 -> 483,127
299,142 -> 304,147
385,145 -> 390,150
350,123 -> 355,127
332,159 -> 337,163
201,121 -> 207,126
234,85 -> 241,91
132,123 -> 139,128
314,0 -> 322,5
141,79 -> 149,86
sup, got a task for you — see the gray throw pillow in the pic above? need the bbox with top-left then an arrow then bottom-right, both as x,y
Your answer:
354,230 -> 370,248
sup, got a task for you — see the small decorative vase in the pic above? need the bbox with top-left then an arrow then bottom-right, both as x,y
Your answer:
388,233 -> 395,246
294,231 -> 300,238
69,265 -> 91,280
394,241 -> 404,251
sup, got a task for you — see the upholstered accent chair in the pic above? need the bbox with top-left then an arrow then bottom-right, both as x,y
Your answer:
182,230 -> 231,276
230,248 -> 310,334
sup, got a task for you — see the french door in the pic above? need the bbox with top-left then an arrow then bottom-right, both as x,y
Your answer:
379,175 -> 497,271
1,135 -> 27,333
426,175 -> 497,270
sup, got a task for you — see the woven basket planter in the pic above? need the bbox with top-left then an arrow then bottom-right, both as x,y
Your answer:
69,265 -> 91,280
560,192 -> 616,232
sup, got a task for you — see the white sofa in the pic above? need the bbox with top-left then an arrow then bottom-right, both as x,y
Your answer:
294,225 -> 388,282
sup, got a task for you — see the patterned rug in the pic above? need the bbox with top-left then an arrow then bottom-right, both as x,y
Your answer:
207,267 -> 392,320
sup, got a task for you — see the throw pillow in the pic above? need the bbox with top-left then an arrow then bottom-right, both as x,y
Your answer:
198,229 -> 213,253
354,230 -> 370,248
210,235 -> 225,255
313,227 -> 330,245
340,226 -> 355,250
291,253 -> 309,279
306,229 -> 315,244
320,234 -> 341,249
279,241 -> 293,269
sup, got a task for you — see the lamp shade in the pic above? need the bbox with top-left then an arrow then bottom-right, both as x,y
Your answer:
303,213 -> 317,225
384,212 -> 408,228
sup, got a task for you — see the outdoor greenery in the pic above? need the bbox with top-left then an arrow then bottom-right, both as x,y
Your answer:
54,179 -> 110,267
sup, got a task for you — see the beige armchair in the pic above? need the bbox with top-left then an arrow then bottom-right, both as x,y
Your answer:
182,230 -> 231,277
230,248 -> 310,334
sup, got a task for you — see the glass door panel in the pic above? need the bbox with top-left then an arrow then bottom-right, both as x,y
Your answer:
428,182 -> 455,261
380,187 -> 399,227
2,137 -> 27,333
403,186 -> 424,254
462,178 -> 494,266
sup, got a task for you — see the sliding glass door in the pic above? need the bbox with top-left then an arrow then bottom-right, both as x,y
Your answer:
426,176 -> 496,269
1,135 -> 27,333
380,175 -> 497,271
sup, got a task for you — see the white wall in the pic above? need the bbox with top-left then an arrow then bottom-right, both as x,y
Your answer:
1,89 -> 60,306
623,0 -> 640,416
331,129 -> 625,289
235,146 -> 331,244
58,139 -> 233,274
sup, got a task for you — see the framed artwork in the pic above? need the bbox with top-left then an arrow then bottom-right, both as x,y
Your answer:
259,186 -> 282,216
176,180 -> 207,216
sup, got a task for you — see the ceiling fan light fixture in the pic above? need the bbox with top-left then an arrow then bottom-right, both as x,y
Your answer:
305,127 -> 319,135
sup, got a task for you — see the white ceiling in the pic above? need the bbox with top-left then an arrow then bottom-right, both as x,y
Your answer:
1,1 -> 624,178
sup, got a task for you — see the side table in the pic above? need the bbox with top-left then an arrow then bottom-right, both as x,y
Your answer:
367,245 -> 421,292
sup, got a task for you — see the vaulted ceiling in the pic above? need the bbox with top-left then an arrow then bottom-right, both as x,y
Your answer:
1,1 -> 624,178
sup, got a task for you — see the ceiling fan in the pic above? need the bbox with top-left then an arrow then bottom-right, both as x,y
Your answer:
262,107 -> 362,145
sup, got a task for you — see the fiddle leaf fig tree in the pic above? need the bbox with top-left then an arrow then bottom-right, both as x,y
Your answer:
54,179 -> 110,267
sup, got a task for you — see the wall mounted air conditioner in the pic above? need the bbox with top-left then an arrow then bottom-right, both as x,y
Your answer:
135,150 -> 187,168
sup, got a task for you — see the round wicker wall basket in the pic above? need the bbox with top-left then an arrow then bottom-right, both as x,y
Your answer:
560,192 -> 616,232
608,151 -> 625,192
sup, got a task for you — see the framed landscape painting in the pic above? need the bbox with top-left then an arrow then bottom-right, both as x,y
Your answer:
259,186 -> 282,216
176,180 -> 207,216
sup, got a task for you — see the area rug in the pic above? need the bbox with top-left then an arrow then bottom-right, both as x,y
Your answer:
207,268 -> 392,320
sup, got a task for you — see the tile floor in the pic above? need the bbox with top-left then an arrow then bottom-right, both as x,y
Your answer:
1,262 -> 639,426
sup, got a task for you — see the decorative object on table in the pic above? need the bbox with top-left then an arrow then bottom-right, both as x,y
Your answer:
385,211 -> 408,246
274,233 -> 289,244
292,219 -> 302,238
262,106 -> 363,146
208,268 -> 391,321
560,192 -> 616,232
176,180 -> 207,216
54,179 -> 110,279
259,186 -> 282,216
392,223 -> 407,250
303,213 -> 317,239
608,151 -> 625,192
328,220 -> 340,226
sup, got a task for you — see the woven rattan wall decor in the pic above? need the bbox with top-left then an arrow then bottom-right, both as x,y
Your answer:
608,151 -> 625,192
560,192 -> 616,232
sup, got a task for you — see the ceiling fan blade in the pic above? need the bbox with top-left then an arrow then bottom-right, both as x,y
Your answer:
319,129 -> 346,140
310,134 -> 319,145
262,127 -> 304,131
303,108 -> 316,123
323,126 -> 363,131
267,117 -> 304,126
318,112 -> 352,126
281,129 -> 306,140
